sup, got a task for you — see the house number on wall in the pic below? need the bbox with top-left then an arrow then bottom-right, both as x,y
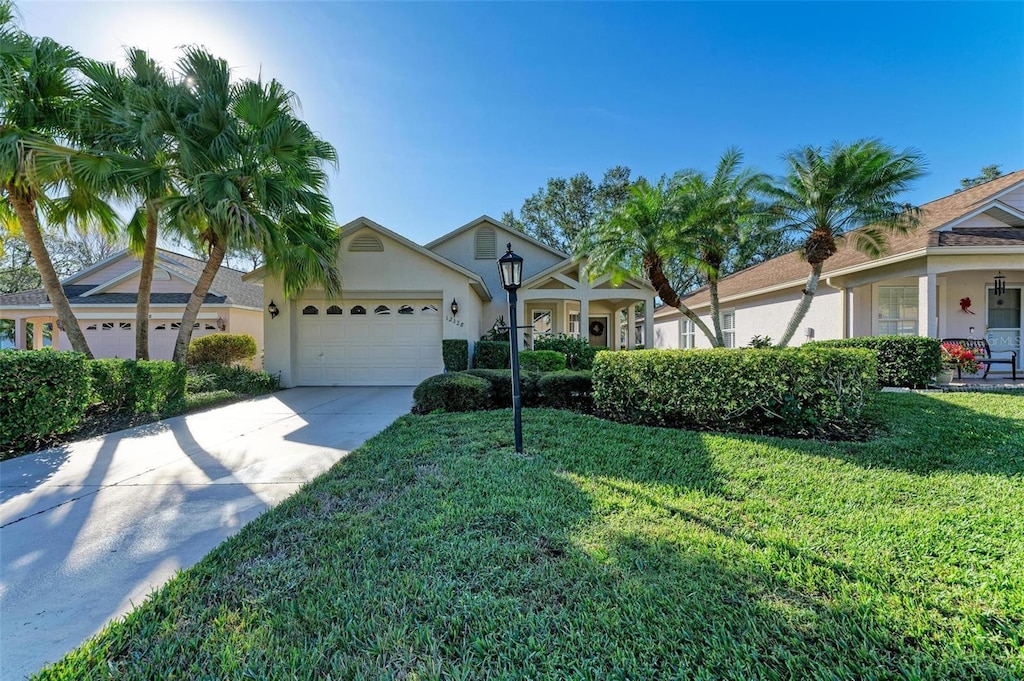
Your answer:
446,315 -> 464,328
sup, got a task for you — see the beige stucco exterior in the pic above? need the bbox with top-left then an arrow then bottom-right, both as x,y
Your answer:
254,216 -> 658,386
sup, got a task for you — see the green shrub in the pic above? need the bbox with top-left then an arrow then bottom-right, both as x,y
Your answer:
538,371 -> 593,411
473,340 -> 510,369
519,349 -> 567,372
89,359 -> 187,414
533,334 -> 599,370
592,348 -> 877,438
412,373 -> 490,414
188,364 -> 280,395
442,339 -> 469,372
1,349 -> 90,452
187,333 -> 258,367
465,369 -> 543,408
806,336 -> 941,388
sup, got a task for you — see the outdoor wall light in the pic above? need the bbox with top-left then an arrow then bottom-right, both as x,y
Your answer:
497,243 -> 525,455
268,301 -> 280,319
994,271 -> 1007,296
216,316 -> 226,331
450,299 -> 459,316
969,326 -> 976,336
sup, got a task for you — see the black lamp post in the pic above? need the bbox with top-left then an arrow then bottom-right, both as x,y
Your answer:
497,243 -> 524,455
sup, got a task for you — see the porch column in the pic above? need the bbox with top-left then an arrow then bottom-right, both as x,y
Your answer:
33,321 -> 44,350
622,303 -> 630,348
50,319 -> 60,350
14,316 -> 27,350
579,297 -> 589,342
918,273 -> 937,338
644,297 -> 655,350
611,307 -> 621,350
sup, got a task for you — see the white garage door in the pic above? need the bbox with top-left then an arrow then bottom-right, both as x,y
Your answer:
296,300 -> 443,386
82,320 -> 219,360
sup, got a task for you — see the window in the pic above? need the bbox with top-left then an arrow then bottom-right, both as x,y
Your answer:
532,309 -> 552,336
475,227 -> 497,259
171,322 -> 200,330
680,319 -> 696,349
722,312 -> 736,348
326,305 -> 343,315
119,322 -> 132,330
205,324 -> 217,330
154,324 -> 166,330
398,305 -> 415,315
568,312 -> 581,338
302,305 -> 319,315
374,305 -> 390,315
877,286 -> 918,335
85,324 -> 97,331
421,305 -> 438,314
351,305 -> 366,315
101,322 -> 114,331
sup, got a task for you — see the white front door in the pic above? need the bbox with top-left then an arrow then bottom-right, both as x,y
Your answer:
986,287 -> 1022,371
296,299 -> 443,386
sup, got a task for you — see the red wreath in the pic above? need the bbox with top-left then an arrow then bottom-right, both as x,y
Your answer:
959,297 -> 975,314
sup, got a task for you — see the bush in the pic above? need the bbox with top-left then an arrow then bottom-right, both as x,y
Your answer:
805,336 -> 941,388
188,364 -> 280,395
187,333 -> 258,367
519,349 -> 567,372
533,334 -> 599,370
466,368 -> 542,408
442,339 -> 469,372
1,349 -> 90,452
474,340 -> 510,369
412,373 -> 490,414
89,359 -> 187,414
538,371 -> 593,411
592,347 -> 877,438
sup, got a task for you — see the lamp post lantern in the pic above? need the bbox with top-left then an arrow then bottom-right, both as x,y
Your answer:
497,243 -> 525,455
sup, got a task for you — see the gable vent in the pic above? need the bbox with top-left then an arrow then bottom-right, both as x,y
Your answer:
349,233 -> 384,252
475,227 -> 497,259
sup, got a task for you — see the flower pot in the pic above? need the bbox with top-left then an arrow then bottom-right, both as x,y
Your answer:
935,369 -> 955,385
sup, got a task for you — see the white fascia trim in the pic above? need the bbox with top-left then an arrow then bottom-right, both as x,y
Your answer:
925,246 -> 1024,256
61,249 -> 131,284
935,198 -> 1024,231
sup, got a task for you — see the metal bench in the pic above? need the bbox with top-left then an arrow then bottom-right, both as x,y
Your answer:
940,338 -> 1018,380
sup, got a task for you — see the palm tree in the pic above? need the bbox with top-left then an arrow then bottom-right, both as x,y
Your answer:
672,148 -> 773,346
165,47 -> 341,363
583,178 -> 716,344
0,6 -> 120,357
768,140 -> 926,346
78,50 -> 178,359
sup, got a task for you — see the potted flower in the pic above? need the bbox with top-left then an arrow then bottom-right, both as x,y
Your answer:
939,342 -> 980,383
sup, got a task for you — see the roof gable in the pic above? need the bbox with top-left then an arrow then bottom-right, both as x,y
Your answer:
425,215 -> 570,259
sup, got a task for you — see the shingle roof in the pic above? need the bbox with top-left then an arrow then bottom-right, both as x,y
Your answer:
0,249 -> 262,309
680,170 -> 1024,307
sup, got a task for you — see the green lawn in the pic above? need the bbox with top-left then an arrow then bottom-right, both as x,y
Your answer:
36,392 -> 1024,680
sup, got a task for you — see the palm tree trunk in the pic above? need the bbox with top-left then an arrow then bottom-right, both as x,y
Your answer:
643,254 -> 719,346
8,188 -> 94,358
134,201 -> 158,360
708,277 -> 726,347
172,239 -> 225,363
776,262 -> 824,347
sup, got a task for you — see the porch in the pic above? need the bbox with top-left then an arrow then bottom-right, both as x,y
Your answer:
1,315 -> 60,350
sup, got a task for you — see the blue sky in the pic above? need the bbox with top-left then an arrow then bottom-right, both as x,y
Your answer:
20,1 -> 1024,245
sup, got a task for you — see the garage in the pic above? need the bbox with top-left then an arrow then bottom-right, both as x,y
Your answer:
295,300 -> 443,386
82,320 -> 219,360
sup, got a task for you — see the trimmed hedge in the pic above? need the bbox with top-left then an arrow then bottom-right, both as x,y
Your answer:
593,348 -> 877,438
186,364 -> 280,395
466,368 -> 541,408
1,349 -> 90,452
187,333 -> 257,367
519,349 -> 567,372
412,373 -> 490,414
805,336 -> 941,388
533,334 -> 599,370
538,371 -> 593,411
442,339 -> 469,372
474,340 -> 510,369
89,359 -> 188,414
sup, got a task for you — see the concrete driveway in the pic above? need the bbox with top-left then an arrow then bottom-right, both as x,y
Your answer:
0,386 -> 412,679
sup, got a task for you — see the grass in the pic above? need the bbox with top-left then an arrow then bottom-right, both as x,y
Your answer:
35,391 -> 1024,679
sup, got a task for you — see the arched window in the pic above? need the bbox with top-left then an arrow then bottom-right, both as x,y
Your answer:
374,305 -> 390,315
326,305 -> 343,315
421,304 -> 439,314
398,305 -> 414,315
350,305 -> 367,315
302,305 -> 319,315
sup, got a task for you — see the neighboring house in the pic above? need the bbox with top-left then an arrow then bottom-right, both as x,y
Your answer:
652,170 -> 1024,374
0,248 -> 264,360
250,216 -> 656,387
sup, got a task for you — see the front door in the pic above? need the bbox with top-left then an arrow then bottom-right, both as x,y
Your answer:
588,316 -> 609,347
986,286 -> 1022,371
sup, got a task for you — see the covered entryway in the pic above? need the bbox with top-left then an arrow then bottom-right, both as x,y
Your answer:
296,299 -> 443,385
